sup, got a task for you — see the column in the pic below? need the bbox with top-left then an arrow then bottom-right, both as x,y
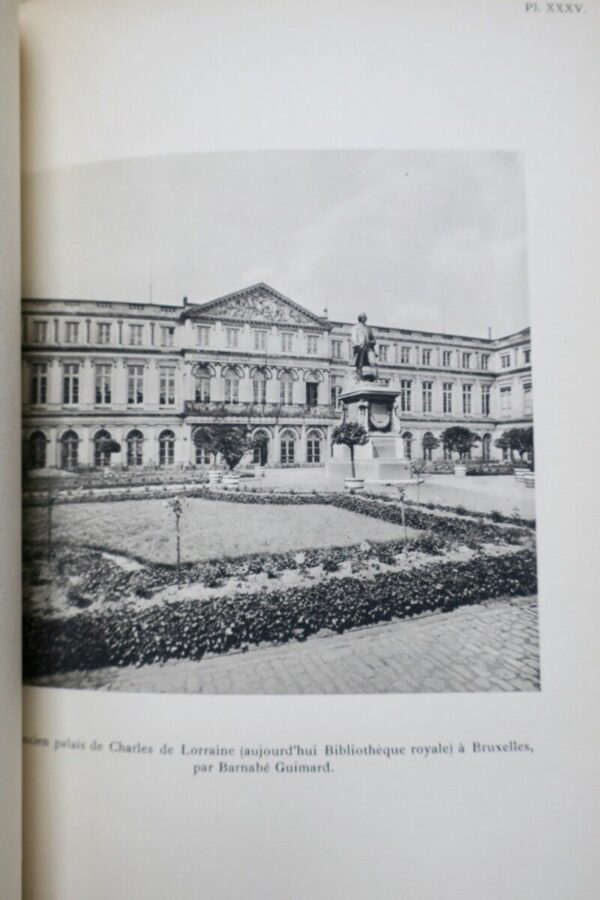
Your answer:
48,427 -> 58,469
212,363 -> 224,402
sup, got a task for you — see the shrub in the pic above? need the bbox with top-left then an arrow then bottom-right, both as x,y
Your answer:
23,549 -> 538,678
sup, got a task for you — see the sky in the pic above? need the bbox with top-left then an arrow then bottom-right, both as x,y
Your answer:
23,149 -> 530,337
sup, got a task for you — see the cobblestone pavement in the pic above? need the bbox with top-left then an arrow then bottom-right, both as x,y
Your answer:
41,596 -> 540,694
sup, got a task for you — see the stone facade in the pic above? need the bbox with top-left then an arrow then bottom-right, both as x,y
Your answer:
21,283 -> 532,471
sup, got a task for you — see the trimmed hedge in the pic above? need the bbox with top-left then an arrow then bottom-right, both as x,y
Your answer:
23,549 -> 537,678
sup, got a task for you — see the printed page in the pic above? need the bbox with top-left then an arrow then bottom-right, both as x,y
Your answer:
0,1 -> 22,899
20,1 -> 600,898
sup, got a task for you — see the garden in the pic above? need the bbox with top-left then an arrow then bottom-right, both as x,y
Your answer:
23,484 -> 537,680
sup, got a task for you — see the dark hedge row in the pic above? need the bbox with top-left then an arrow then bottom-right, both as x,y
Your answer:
403,497 -> 536,530
23,549 -> 537,678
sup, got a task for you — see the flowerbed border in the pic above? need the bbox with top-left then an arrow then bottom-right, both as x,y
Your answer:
23,549 -> 537,678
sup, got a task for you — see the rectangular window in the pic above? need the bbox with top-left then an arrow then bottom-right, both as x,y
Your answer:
500,386 -> 512,414
443,382 -> 453,414
422,381 -> 433,413
280,379 -> 294,404
196,325 -> 210,347
481,384 -> 491,417
127,365 -> 144,405
253,330 -> 267,351
306,334 -> 319,354
62,363 -> 80,405
225,327 -> 240,349
332,340 -> 343,359
65,322 -> 79,344
442,350 -> 452,367
501,353 -> 511,369
195,376 -> 211,403
379,344 -> 389,363
31,363 -> 48,405
306,382 -> 318,407
95,364 -> 112,405
97,323 -> 111,344
400,346 -> 411,365
481,354 -> 490,370
159,367 -> 176,406
330,375 -> 343,409
224,375 -> 239,403
462,352 -> 471,369
129,324 -> 143,346
252,377 -> 267,404
281,332 -> 293,353
400,379 -> 412,413
524,385 -> 533,414
524,348 -> 531,364
160,326 -> 175,347
32,321 -> 48,343
462,383 -> 472,415
421,349 -> 431,366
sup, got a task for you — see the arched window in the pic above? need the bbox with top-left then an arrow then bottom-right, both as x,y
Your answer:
422,431 -> 435,461
252,430 -> 270,467
194,366 -> 212,403
403,431 -> 413,460
60,430 -> 79,470
280,429 -> 296,466
93,429 -> 113,468
252,369 -> 267,405
193,427 -> 213,466
279,371 -> 294,405
126,429 -> 144,467
159,429 -> 176,467
306,429 -> 322,464
28,431 -> 48,469
482,433 -> 492,461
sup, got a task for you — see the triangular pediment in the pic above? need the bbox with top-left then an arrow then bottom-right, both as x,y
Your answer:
183,284 -> 328,329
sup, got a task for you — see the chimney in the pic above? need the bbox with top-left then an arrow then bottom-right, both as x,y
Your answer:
183,296 -> 188,307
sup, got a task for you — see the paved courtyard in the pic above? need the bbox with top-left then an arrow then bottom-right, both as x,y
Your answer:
41,595 -> 540,694
256,469 -> 535,519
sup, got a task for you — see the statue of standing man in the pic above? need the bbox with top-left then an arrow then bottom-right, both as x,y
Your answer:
351,313 -> 377,379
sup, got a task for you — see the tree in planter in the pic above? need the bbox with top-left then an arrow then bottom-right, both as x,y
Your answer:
210,425 -> 257,473
332,422 -> 369,479
422,431 -> 440,461
441,426 -> 480,463
95,437 -> 121,469
495,427 -> 534,468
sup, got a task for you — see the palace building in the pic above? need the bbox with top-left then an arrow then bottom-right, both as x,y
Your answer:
21,283 -> 532,471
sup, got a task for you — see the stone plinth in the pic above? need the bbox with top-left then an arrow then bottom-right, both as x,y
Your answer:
327,378 -> 412,482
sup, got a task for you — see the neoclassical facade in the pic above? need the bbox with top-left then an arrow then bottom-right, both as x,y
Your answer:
21,283 -> 533,471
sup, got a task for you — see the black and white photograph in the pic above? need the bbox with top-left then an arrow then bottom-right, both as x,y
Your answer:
21,149 -> 538,693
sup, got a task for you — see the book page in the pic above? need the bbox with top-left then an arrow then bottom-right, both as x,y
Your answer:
20,1 -> 600,898
0,1 -> 22,899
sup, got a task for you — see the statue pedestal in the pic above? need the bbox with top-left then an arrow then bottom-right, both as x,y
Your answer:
327,378 -> 412,483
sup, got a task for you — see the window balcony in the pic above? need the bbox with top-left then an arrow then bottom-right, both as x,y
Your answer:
184,400 -> 337,419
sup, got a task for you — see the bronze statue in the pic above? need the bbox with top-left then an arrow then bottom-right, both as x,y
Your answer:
351,313 -> 377,378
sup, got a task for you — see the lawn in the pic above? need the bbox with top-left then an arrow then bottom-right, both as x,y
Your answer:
24,497 -> 416,564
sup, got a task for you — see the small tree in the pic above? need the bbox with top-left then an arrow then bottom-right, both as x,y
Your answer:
332,422 -> 369,479
193,426 -> 219,468
96,437 -> 121,467
422,432 -> 440,459
441,426 -> 480,462
210,425 -> 256,472
495,427 -> 534,467
167,496 -> 184,587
